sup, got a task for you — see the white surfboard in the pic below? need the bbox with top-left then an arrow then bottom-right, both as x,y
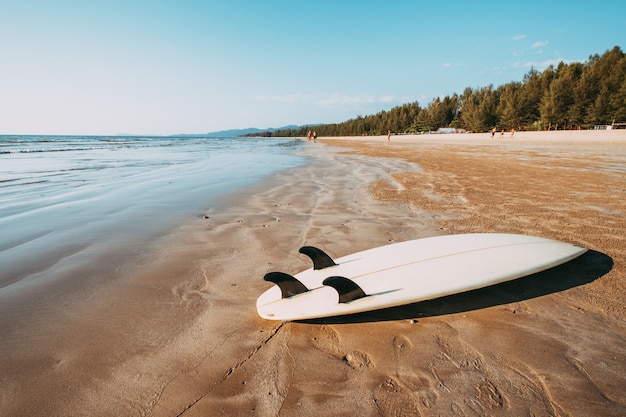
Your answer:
256,233 -> 587,321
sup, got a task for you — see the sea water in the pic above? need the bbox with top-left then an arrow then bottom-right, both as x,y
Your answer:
0,135 -> 306,290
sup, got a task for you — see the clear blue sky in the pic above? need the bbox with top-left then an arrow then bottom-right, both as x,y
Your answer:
1,1 -> 624,135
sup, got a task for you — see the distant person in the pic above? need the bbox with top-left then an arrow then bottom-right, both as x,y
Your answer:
501,129 -> 505,138
387,130 -> 391,142
510,128 -> 515,138
491,127 -> 496,138
312,130 -> 317,143
307,130 -> 312,142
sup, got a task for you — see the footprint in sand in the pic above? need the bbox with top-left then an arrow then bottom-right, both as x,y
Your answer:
393,335 -> 413,353
475,379 -> 505,409
311,326 -> 374,370
310,325 -> 341,357
342,350 -> 373,370
373,377 -> 422,415
391,334 -> 439,408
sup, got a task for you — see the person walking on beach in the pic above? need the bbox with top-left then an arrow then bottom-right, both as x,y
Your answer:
387,130 -> 391,142
312,130 -> 317,143
510,128 -> 515,138
307,130 -> 312,142
491,127 -> 496,138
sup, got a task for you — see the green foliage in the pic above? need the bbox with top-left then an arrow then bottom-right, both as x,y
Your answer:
460,85 -> 499,132
249,46 -> 626,137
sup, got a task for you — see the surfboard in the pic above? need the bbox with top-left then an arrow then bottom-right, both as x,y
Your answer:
256,233 -> 587,321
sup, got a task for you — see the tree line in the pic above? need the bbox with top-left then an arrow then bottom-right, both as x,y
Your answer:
248,46 -> 625,137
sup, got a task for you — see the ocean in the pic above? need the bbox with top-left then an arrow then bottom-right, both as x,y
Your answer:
0,135 -> 306,290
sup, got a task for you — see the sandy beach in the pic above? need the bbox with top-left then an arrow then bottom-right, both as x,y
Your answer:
1,130 -> 625,416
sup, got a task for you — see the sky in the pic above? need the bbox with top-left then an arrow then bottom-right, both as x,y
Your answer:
1,1 -> 624,136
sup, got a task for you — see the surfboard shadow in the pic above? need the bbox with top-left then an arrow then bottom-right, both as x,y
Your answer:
299,249 -> 613,325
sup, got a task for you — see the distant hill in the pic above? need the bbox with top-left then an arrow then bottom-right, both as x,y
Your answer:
167,125 -> 314,138
206,128 -> 263,137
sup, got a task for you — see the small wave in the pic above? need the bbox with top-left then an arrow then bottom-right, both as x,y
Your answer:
274,139 -> 304,148
0,139 -> 207,155
1,147 -> 108,154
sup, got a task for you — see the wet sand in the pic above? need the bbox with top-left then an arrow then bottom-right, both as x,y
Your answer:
1,130 -> 625,416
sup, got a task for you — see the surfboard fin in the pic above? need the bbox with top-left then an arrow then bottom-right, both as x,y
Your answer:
323,276 -> 366,303
264,272 -> 309,298
299,246 -> 337,270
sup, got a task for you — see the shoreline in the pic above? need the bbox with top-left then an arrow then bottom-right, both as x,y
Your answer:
1,130 -> 625,416
0,136 -> 306,293
321,128 -> 626,143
